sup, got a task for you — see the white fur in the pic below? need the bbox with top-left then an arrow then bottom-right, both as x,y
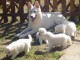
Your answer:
6,34 -> 32,59
55,21 -> 76,39
38,28 -> 72,52
16,1 -> 67,38
36,32 -> 48,45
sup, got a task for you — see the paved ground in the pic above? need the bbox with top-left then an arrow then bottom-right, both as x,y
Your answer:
59,31 -> 80,60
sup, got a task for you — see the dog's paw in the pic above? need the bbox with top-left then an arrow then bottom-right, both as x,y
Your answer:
19,35 -> 24,38
15,34 -> 20,37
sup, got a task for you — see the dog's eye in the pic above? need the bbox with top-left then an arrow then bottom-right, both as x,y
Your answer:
34,10 -> 36,13
40,32 -> 42,33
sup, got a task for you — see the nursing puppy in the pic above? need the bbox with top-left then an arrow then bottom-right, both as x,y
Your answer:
16,1 -> 67,38
6,34 -> 32,59
55,21 -> 76,39
38,28 -> 72,52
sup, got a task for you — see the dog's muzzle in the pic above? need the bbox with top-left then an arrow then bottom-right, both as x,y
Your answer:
39,33 -> 41,36
30,15 -> 37,22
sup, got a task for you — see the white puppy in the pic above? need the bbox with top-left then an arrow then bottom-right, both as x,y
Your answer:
55,24 -> 66,34
38,28 -> 72,52
55,21 -> 76,39
6,34 -> 32,59
16,1 -> 67,38
36,32 -> 48,45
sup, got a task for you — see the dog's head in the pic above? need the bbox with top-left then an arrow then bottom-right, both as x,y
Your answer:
28,1 -> 42,22
5,47 -> 14,57
38,28 -> 47,36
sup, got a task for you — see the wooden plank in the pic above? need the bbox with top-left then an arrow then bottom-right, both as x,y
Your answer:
70,0 -> 75,21
61,0 -> 66,16
19,0 -> 24,23
57,0 -> 61,5
44,0 -> 49,12
53,0 -> 57,12
35,0 -> 40,2
79,0 -> 80,17
79,0 -> 80,20
2,0 -> 8,23
10,0 -> 16,23
66,2 -> 70,12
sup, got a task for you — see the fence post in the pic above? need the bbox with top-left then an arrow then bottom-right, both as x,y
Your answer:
79,0 -> 80,21
61,0 -> 66,16
44,0 -> 49,12
53,0 -> 57,12
19,0 -> 24,23
10,0 -> 16,23
2,0 -> 8,23
70,0 -> 75,21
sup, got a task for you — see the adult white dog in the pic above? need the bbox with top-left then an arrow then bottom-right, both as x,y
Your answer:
6,34 -> 32,59
38,28 -> 72,52
16,1 -> 67,38
55,21 -> 76,39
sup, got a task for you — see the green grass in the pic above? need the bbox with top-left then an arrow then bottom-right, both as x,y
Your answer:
0,17 -> 80,60
0,0 -> 80,60
76,22 -> 80,30
0,22 -> 63,60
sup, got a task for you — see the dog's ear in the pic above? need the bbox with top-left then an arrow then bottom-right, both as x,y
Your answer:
28,2 -> 33,9
35,1 -> 40,8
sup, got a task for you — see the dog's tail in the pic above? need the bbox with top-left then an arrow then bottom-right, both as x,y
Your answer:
28,34 -> 32,42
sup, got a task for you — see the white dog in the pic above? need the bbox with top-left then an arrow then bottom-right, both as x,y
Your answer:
6,34 -> 32,59
16,1 -> 67,38
36,32 -> 48,45
55,21 -> 76,39
38,28 -> 72,52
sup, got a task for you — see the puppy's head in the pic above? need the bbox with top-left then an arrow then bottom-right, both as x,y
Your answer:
38,28 -> 47,36
5,47 -> 14,57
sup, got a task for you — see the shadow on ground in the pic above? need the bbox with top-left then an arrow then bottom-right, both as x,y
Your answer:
0,22 -> 28,41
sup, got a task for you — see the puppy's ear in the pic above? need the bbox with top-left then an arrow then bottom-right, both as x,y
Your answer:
28,2 -> 33,9
35,1 -> 40,8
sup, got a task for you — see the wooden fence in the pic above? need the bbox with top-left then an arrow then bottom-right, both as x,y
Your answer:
0,0 -> 80,23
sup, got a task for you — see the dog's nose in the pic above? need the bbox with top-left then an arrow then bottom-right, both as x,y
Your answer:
39,34 -> 40,36
30,16 -> 33,18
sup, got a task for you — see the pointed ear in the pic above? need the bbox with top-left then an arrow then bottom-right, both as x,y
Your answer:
35,1 -> 40,8
28,2 -> 33,9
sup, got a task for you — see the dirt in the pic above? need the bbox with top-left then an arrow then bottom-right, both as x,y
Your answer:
59,31 -> 80,60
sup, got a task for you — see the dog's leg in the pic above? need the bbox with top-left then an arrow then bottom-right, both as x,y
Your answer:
19,29 -> 37,38
11,51 -> 19,59
45,40 -> 48,45
29,43 -> 31,49
62,41 -> 67,49
39,37 -> 43,45
47,44 -> 53,52
25,43 -> 31,55
16,27 -> 31,37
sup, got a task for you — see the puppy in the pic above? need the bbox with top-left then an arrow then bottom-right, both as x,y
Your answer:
55,21 -> 76,39
16,1 -> 67,38
36,32 -> 48,45
38,28 -> 72,52
6,34 -> 32,59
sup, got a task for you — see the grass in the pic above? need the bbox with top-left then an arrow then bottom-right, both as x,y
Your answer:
0,19 -> 80,60
0,0 -> 80,60
0,22 -> 63,60
76,22 -> 80,30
